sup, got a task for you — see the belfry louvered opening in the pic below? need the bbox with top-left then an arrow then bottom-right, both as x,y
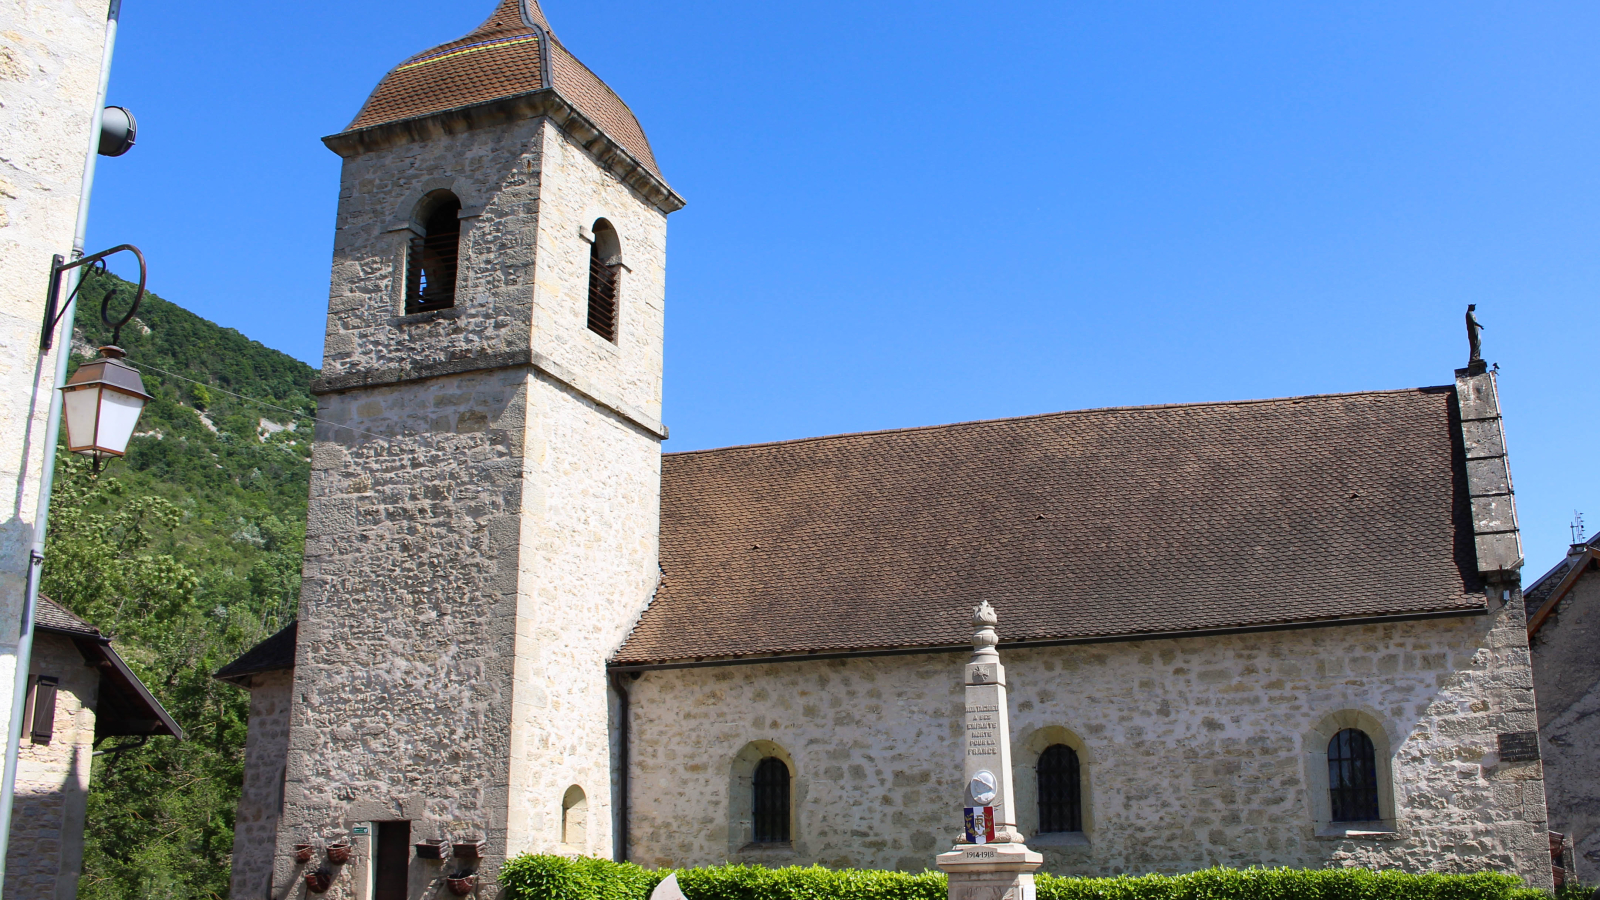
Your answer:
405,192 -> 462,313
586,218 -> 621,342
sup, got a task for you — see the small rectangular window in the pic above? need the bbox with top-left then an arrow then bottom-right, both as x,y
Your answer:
29,676 -> 59,745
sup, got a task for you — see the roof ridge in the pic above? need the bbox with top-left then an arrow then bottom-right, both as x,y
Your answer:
665,384 -> 1455,458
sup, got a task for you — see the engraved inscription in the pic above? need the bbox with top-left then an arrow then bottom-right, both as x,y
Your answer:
966,704 -> 1001,755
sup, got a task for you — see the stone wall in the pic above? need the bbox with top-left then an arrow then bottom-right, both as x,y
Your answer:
271,113 -> 668,898
231,669 -> 293,900
505,371 -> 661,862
0,0 -> 110,779
626,599 -> 1551,886
1531,564 -> 1600,881
276,367 -> 530,898
4,633 -> 98,900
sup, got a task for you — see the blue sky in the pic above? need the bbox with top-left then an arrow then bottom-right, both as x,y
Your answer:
88,1 -> 1596,575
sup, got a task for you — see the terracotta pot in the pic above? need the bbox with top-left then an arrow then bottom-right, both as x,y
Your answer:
452,841 -> 485,860
293,843 -> 315,864
415,840 -> 450,861
305,869 -> 334,894
326,842 -> 352,865
446,874 -> 477,897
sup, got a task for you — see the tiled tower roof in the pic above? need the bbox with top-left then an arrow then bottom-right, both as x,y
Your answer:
343,0 -> 662,178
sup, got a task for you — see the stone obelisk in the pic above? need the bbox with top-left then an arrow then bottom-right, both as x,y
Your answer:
937,601 -> 1042,900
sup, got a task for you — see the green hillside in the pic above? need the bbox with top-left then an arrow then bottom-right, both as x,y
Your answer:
43,270 -> 317,900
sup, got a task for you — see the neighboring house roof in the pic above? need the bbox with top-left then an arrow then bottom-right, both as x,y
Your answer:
340,0 -> 663,181
1524,533 -> 1600,637
613,386 -> 1487,667
35,597 -> 184,740
214,621 -> 297,686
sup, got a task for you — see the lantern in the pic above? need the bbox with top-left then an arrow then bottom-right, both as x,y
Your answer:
60,346 -> 151,464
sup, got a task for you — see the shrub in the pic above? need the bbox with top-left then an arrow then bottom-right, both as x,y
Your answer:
500,856 -> 1556,900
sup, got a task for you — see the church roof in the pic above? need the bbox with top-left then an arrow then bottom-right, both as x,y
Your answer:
341,0 -> 662,179
614,386 -> 1487,666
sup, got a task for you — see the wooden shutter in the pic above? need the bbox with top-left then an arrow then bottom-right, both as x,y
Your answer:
29,676 -> 59,745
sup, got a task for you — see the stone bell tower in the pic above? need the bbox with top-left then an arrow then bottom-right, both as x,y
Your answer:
272,1 -> 682,895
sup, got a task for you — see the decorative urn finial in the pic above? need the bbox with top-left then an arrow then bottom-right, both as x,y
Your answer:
971,600 -> 999,663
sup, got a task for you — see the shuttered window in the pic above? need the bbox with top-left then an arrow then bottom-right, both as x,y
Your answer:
405,196 -> 462,313
1037,744 -> 1082,833
28,676 -> 59,745
585,239 -> 618,341
752,757 -> 790,843
1328,728 -> 1380,822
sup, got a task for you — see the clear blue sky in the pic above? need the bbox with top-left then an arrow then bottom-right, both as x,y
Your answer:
88,1 -> 1596,576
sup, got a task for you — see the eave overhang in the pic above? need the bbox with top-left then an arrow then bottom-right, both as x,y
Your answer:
322,87 -> 684,215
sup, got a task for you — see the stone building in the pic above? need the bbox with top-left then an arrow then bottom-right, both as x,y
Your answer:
0,0 -> 117,797
5,598 -> 181,900
1525,531 -> 1600,882
220,0 -> 1554,895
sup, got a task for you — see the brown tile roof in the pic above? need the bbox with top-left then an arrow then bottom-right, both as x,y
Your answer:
34,596 -> 183,739
35,596 -> 100,638
343,0 -> 662,179
614,387 -> 1486,666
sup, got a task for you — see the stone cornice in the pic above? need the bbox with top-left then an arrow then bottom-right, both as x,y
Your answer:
311,348 -> 667,440
322,88 -> 685,215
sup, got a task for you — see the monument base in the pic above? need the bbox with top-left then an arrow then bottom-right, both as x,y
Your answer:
937,841 -> 1043,900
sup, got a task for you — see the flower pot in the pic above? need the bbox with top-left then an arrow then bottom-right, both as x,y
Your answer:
305,869 -> 334,894
293,843 -> 315,864
326,842 -> 352,865
446,873 -> 477,897
415,839 -> 450,861
452,841 -> 485,860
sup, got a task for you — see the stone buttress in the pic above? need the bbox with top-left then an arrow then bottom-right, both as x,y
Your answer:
270,2 -> 683,897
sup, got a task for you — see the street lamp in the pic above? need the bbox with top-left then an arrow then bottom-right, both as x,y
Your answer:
60,346 -> 150,466
40,244 -> 152,471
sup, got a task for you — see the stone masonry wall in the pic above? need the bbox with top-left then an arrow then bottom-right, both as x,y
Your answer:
627,600 -> 1550,886
526,121 -> 668,423
1531,565 -> 1600,881
275,367 -> 529,900
231,669 -> 293,900
505,372 -> 661,861
320,117 -> 543,380
0,0 -> 110,778
4,633 -> 98,900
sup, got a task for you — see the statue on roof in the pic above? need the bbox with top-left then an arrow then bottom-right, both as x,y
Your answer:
1465,305 -> 1486,373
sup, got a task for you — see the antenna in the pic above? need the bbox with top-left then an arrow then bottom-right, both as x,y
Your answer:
1573,511 -> 1587,545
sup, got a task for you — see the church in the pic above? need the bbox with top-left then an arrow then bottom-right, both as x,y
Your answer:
216,2 -> 1554,898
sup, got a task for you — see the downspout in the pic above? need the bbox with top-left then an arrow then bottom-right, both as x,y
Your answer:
0,0 -> 123,873
609,672 -> 630,862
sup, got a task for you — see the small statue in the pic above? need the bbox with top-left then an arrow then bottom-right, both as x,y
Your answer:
1466,304 -> 1485,364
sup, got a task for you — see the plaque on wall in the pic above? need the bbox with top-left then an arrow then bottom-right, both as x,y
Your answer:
1498,731 -> 1540,762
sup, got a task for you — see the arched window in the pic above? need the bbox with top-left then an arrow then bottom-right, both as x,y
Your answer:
1328,728 -> 1380,822
560,785 -> 587,848
752,757 -> 790,843
585,219 -> 621,341
1037,744 -> 1082,833
405,192 -> 461,313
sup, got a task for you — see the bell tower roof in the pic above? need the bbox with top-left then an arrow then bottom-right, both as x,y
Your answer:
342,0 -> 662,179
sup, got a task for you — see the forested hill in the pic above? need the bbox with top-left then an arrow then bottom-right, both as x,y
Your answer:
47,270 -> 318,900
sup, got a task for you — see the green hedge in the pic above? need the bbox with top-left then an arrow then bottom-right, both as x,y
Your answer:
499,855 -> 1568,900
